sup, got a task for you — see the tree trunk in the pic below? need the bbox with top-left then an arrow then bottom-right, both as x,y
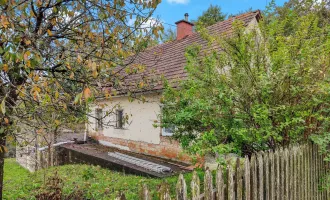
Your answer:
0,136 -> 6,200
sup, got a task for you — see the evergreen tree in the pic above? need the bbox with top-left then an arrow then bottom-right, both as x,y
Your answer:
195,5 -> 226,28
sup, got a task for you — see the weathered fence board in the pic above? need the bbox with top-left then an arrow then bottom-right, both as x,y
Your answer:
140,184 -> 151,200
159,182 -> 171,200
228,166 -> 235,200
244,156 -> 251,200
204,169 -> 213,200
236,158 -> 243,200
191,171 -> 200,200
176,174 -> 187,200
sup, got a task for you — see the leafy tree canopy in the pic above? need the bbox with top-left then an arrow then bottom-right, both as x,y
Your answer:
161,28 -> 176,43
0,0 -> 162,197
161,0 -> 330,160
195,4 -> 226,28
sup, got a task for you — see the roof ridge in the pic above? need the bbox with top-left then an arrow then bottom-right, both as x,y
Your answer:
206,9 -> 261,30
133,10 -> 261,57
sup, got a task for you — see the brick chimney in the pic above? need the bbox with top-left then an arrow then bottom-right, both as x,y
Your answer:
175,13 -> 194,40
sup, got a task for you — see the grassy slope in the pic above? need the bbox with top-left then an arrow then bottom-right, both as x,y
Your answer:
4,159 -> 204,200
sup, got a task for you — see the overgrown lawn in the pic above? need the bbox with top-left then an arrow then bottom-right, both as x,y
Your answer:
4,159 -> 203,199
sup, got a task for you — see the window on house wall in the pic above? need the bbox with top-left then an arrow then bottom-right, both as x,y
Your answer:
116,109 -> 124,129
162,125 -> 175,136
160,104 -> 175,136
95,108 -> 103,130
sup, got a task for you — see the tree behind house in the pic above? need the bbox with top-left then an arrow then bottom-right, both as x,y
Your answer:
195,5 -> 226,28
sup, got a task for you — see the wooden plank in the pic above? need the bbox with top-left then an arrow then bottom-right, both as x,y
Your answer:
204,169 -> 213,200
228,165 -> 235,200
314,144 -> 318,200
302,145 -> 306,200
284,148 -> 289,200
176,174 -> 187,200
244,156 -> 251,200
140,184 -> 151,200
289,146 -> 294,200
251,154 -> 258,200
264,151 -> 270,200
274,150 -> 280,200
301,147 -> 305,200
236,158 -> 243,200
312,145 -> 317,199
317,145 -> 321,200
191,171 -> 200,200
297,146 -> 301,200
279,148 -> 284,200
159,182 -> 171,200
293,147 -> 298,200
257,153 -> 264,200
321,148 -> 326,200
269,150 -> 275,200
308,143 -> 312,200
309,144 -> 313,200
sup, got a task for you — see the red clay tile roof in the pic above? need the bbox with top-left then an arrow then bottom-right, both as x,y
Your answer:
115,10 -> 261,94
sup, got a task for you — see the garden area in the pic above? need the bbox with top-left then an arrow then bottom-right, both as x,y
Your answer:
3,159 -> 203,200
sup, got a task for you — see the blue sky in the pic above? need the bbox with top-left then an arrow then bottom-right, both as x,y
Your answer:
153,0 -> 288,29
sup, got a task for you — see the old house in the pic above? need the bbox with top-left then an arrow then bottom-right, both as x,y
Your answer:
87,10 -> 262,163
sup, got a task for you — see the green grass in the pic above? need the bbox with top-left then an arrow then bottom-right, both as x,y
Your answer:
4,159 -> 204,200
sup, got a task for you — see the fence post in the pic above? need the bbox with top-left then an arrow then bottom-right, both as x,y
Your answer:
264,151 -> 270,200
176,174 -> 187,200
274,149 -> 280,200
279,148 -> 284,200
191,171 -> 200,200
140,184 -> 151,200
257,153 -> 264,200
303,145 -> 308,200
307,143 -> 312,200
244,156 -> 251,200
159,182 -> 171,200
228,165 -> 235,200
216,166 -> 225,200
297,146 -> 302,200
284,148 -> 289,200
204,168 -> 213,200
269,150 -> 275,200
236,158 -> 243,200
251,154 -> 258,200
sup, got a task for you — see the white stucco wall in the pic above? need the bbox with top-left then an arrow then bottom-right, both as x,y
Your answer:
87,93 -> 162,144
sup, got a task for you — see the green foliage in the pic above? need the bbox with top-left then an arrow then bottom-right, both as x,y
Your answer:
0,1 -> 162,195
0,0 -> 162,146
161,28 -> 176,43
4,159 -> 205,200
161,2 -> 330,158
195,5 -> 226,28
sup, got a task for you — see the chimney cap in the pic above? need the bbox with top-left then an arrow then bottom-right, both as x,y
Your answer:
184,13 -> 189,20
175,13 -> 194,26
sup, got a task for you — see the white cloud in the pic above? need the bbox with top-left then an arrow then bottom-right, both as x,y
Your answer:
128,17 -> 162,32
167,0 -> 189,5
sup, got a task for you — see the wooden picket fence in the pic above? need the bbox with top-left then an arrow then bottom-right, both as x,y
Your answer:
116,144 -> 330,200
